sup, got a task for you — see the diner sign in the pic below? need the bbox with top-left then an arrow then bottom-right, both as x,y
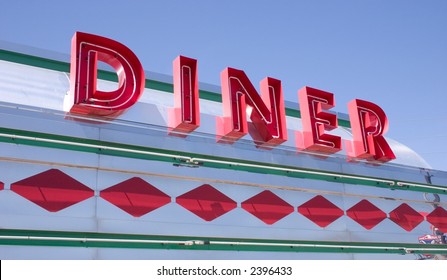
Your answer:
64,32 -> 395,163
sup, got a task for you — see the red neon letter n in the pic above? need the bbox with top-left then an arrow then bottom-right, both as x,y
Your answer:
217,68 -> 287,148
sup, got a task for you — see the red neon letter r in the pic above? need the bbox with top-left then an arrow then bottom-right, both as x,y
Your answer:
345,99 -> 396,162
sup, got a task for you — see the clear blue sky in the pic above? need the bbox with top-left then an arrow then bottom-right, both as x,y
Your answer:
1,0 -> 446,171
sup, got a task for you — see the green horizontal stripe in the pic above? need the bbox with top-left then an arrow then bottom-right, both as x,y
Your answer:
0,49 -> 349,127
0,229 -> 445,255
0,126 -> 445,195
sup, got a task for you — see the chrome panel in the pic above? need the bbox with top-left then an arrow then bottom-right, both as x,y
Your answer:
0,57 -> 446,260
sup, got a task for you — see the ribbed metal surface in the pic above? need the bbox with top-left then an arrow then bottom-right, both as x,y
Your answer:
0,56 -> 446,260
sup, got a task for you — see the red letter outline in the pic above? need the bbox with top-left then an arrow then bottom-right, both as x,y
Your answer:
345,99 -> 396,162
296,86 -> 341,154
65,32 -> 145,116
168,56 -> 200,137
217,68 -> 287,148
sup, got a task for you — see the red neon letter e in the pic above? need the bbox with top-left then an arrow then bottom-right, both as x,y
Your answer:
65,32 -> 145,116
296,86 -> 341,154
217,68 -> 288,148
345,99 -> 396,162
168,56 -> 200,137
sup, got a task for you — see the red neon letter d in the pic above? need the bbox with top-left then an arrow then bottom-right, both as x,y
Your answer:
65,32 -> 145,116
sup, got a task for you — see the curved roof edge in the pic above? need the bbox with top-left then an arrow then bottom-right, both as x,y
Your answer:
0,41 -> 436,172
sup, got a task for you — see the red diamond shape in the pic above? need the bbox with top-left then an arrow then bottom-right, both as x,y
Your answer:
100,177 -> 171,217
389,203 -> 424,232
346,200 -> 387,230
241,190 -> 294,225
298,195 -> 344,227
426,207 -> 447,232
176,184 -> 236,221
11,169 -> 93,212
0,181 -> 3,191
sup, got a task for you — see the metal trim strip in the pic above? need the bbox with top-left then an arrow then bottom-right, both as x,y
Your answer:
0,229 -> 445,255
0,49 -> 351,127
0,127 -> 445,195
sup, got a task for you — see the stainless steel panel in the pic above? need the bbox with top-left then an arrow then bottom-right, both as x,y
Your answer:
0,56 -> 445,260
